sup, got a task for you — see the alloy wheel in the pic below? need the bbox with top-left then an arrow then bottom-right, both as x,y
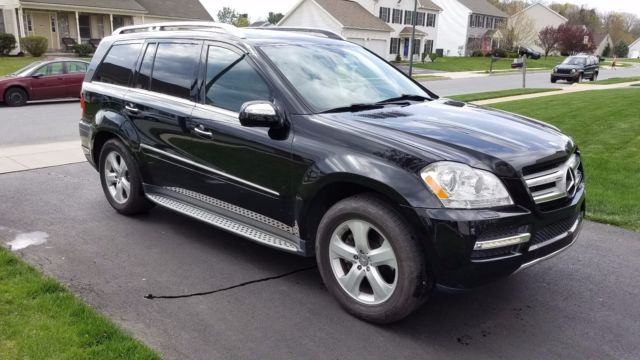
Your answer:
329,219 -> 398,305
104,151 -> 131,204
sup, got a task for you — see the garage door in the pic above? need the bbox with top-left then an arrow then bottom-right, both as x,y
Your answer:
366,39 -> 387,58
347,38 -> 365,46
630,50 -> 639,59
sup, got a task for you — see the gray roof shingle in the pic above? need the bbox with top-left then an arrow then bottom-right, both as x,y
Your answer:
418,0 -> 442,11
21,0 -> 146,12
457,0 -> 507,18
133,0 -> 212,20
314,0 -> 393,32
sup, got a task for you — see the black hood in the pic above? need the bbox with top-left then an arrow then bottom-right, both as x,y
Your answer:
319,99 -> 576,177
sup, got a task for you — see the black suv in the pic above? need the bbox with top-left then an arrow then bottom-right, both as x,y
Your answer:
551,55 -> 599,83
80,23 -> 585,323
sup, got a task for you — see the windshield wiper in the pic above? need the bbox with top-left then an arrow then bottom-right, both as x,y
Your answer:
376,94 -> 431,104
321,103 -> 385,114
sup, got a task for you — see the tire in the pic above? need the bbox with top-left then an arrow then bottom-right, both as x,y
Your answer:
575,74 -> 582,83
316,193 -> 433,323
591,72 -> 598,81
4,87 -> 27,107
551,77 -> 557,83
99,139 -> 153,215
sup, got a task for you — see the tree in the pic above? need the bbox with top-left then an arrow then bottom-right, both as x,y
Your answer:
602,42 -> 612,57
504,12 -> 536,49
233,14 -> 250,28
557,24 -> 595,55
614,40 -> 629,57
537,26 -> 559,58
217,7 -> 240,24
268,12 -> 284,25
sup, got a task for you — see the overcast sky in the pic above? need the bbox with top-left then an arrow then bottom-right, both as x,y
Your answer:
199,0 -> 639,21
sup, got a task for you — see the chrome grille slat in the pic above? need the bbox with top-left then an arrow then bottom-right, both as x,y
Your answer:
524,154 -> 582,205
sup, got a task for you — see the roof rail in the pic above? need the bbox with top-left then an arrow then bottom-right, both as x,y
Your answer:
247,26 -> 345,41
112,21 -> 245,38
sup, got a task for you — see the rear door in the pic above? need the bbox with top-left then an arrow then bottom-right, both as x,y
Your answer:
64,61 -> 88,97
125,40 -> 202,188
30,62 -> 66,100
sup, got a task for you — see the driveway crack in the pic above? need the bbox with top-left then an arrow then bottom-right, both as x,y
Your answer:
144,265 -> 316,300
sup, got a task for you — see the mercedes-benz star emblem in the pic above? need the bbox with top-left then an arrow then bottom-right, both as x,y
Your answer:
565,167 -> 577,197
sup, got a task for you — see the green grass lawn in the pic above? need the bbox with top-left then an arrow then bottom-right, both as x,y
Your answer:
588,76 -> 640,85
449,88 -> 559,102
414,56 -> 563,72
0,248 -> 160,359
0,57 -> 45,76
491,88 -> 640,231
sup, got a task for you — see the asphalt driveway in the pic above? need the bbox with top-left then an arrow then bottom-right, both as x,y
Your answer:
2,163 -> 639,360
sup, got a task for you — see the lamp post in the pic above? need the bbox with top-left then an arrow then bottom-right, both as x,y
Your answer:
408,0 -> 417,77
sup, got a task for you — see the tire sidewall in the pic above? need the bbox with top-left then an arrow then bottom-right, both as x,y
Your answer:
316,195 -> 429,323
5,88 -> 27,107
98,139 -> 147,214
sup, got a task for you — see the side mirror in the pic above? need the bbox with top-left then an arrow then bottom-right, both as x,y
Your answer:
32,73 -> 44,78
239,101 -> 282,128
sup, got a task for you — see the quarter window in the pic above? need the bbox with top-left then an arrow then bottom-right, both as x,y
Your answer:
134,43 -> 157,90
94,43 -> 143,86
204,46 -> 270,112
149,42 -> 201,99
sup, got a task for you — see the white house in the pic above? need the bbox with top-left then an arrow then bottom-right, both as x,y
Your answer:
431,0 -> 507,56
0,0 -> 211,53
629,37 -> 640,59
509,2 -> 567,53
278,0 -> 442,61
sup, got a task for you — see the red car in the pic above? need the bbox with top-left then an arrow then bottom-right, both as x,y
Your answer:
0,59 -> 89,107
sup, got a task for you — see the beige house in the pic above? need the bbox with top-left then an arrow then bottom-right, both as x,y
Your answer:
509,2 -> 567,53
0,0 -> 212,53
592,33 -> 614,56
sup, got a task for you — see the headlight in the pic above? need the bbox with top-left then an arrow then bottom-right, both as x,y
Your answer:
420,162 -> 513,209
571,69 -> 576,73
553,67 -> 558,72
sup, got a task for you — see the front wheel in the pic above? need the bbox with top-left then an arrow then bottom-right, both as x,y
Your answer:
551,77 -> 557,83
4,87 -> 27,107
99,139 -> 153,215
316,194 -> 433,323
591,72 -> 598,81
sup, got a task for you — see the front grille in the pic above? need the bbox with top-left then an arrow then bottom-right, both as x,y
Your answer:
524,154 -> 583,207
556,68 -> 573,74
531,212 -> 581,248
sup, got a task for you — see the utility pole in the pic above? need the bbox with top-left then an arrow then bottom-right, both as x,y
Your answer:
408,0 -> 418,77
522,54 -> 527,88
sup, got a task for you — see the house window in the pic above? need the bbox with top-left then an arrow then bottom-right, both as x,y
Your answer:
0,12 -> 5,33
392,9 -> 402,24
50,15 -> 56,33
424,39 -> 434,54
426,13 -> 436,27
379,7 -> 391,23
416,12 -> 425,27
390,38 -> 400,54
469,15 -> 475,28
97,15 -> 104,38
24,14 -> 33,32
404,10 -> 413,25
78,15 -> 91,40
413,39 -> 421,55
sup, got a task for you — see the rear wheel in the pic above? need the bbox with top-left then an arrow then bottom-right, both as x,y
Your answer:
316,194 -> 433,323
551,77 -> 557,83
4,87 -> 27,107
99,139 -> 153,215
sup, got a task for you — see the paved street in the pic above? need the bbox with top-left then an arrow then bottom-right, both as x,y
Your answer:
422,63 -> 639,96
0,100 -> 80,146
1,163 -> 640,360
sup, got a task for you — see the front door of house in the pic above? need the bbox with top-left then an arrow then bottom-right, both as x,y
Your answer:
403,38 -> 409,57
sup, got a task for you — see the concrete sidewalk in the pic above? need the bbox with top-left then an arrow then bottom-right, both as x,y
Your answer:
0,140 -> 85,174
472,80 -> 640,106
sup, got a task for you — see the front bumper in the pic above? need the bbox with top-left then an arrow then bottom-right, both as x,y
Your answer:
415,185 -> 585,288
552,72 -> 580,80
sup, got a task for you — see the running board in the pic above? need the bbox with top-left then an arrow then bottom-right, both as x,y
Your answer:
145,193 -> 301,254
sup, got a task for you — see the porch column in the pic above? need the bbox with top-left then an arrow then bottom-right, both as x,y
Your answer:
75,11 -> 81,43
109,13 -> 113,33
12,8 -> 22,52
17,7 -> 25,37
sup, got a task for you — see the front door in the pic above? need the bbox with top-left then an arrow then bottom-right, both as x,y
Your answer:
185,43 -> 295,226
403,38 -> 410,57
30,62 -> 66,100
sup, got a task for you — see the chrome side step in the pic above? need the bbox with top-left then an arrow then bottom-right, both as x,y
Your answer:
146,193 -> 301,254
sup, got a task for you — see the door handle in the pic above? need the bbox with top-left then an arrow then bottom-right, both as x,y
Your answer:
125,104 -> 139,114
193,125 -> 214,139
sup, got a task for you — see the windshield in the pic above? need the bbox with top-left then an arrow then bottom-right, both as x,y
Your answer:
562,57 -> 586,66
260,44 -> 432,113
11,61 -> 44,76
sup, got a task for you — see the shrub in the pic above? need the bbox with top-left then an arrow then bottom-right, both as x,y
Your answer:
492,48 -> 508,58
21,36 -> 48,57
471,50 -> 484,57
429,52 -> 438,62
73,43 -> 93,57
0,33 -> 17,56
506,51 -> 518,58
614,40 -> 628,58
394,53 -> 401,62
421,52 -> 427,63
602,42 -> 611,57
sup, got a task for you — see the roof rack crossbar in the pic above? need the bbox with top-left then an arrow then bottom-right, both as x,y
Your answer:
113,21 -> 245,38
248,27 -> 345,41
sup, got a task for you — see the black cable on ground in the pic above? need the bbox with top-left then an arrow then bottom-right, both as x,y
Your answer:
144,266 -> 317,300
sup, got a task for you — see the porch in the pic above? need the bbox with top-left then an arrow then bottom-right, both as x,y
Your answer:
466,29 -> 504,55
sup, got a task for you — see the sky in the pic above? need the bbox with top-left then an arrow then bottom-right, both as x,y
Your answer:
199,0 -> 640,21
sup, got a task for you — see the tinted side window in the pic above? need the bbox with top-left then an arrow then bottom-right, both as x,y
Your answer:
67,62 -> 87,73
94,43 -> 142,86
149,43 -> 201,99
204,46 -> 270,112
135,43 -> 157,90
